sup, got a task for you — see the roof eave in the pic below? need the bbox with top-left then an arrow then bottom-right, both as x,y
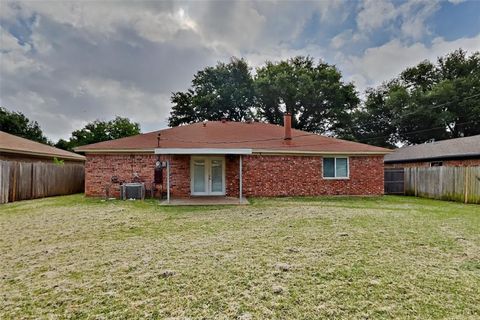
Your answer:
76,147 -> 390,156
0,148 -> 85,161
76,148 -> 155,153
253,149 -> 391,155
385,153 -> 480,163
154,148 -> 253,155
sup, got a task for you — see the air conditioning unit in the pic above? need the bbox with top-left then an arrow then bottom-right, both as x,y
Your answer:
121,183 -> 145,200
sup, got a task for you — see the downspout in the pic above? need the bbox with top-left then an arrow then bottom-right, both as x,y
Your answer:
239,155 -> 243,204
166,160 -> 170,204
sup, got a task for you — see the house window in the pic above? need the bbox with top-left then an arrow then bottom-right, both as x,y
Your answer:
430,161 -> 443,167
323,157 -> 349,179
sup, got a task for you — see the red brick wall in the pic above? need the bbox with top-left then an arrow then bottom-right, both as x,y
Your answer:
385,158 -> 480,168
237,155 -> 384,197
225,155 -> 240,197
85,153 -> 384,198
84,154 -> 189,198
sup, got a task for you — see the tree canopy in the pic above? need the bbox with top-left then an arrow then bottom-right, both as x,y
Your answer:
168,57 -> 255,126
55,116 -> 140,151
255,56 -> 358,135
169,50 -> 479,147
350,49 -> 480,146
168,56 -> 357,136
0,107 -> 49,144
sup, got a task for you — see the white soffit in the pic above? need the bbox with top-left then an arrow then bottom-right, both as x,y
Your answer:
154,148 -> 253,155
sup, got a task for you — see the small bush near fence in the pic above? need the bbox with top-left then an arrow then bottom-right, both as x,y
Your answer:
404,166 -> 480,204
0,160 -> 85,204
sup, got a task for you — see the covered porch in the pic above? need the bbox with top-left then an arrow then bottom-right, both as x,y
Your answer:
155,148 -> 252,205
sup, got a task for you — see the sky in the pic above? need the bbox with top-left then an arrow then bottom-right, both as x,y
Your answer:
1,0 -> 479,142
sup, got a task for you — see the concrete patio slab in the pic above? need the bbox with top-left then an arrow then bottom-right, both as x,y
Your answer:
159,196 -> 249,206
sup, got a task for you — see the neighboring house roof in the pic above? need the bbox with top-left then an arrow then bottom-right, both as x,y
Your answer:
75,121 -> 391,155
0,131 -> 85,161
384,134 -> 480,163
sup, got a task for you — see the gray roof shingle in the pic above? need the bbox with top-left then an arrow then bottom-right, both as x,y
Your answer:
384,135 -> 480,163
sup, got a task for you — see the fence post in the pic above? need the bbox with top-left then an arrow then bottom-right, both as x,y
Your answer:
464,167 -> 469,204
30,163 -> 34,199
414,167 -> 418,197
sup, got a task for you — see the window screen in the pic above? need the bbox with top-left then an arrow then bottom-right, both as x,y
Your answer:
323,158 -> 335,177
335,158 -> 348,177
323,157 -> 348,178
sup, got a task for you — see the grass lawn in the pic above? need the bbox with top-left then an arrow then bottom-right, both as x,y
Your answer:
1,195 -> 479,319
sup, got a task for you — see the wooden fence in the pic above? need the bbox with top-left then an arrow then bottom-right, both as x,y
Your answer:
404,166 -> 480,204
0,161 -> 84,204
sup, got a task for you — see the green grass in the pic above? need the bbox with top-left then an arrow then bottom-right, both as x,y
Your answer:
1,194 -> 479,319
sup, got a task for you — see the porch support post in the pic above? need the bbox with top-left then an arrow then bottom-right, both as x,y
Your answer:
166,160 -> 170,204
239,155 -> 243,203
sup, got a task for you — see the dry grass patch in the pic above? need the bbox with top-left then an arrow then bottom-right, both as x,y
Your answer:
1,195 -> 479,319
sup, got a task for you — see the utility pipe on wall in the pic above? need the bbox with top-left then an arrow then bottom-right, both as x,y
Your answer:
166,160 -> 170,204
239,155 -> 243,204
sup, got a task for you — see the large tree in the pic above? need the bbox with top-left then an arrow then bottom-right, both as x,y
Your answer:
56,116 -> 140,151
254,56 -> 359,135
0,107 -> 49,144
347,85 -> 402,148
168,57 -> 255,126
351,49 -> 480,146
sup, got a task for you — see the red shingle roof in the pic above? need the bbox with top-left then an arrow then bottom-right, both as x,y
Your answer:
75,121 -> 391,154
0,131 -> 85,161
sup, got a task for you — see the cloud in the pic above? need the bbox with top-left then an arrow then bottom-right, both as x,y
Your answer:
1,0 -> 342,141
0,2 -> 221,140
356,0 -> 440,40
0,25 -> 44,73
339,33 -> 480,92
2,1 -> 193,43
356,0 -> 397,32
0,0 -> 477,142
330,29 -> 366,49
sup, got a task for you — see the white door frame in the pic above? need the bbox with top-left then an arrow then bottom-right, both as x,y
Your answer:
190,156 -> 226,196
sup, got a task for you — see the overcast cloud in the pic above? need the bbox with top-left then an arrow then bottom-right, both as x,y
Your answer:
1,0 -> 479,141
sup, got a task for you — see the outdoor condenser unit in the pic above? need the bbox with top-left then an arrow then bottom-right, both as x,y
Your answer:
121,183 -> 145,200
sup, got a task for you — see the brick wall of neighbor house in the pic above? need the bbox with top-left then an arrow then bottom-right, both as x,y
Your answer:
226,155 -> 384,197
84,154 -> 190,198
85,153 -> 384,198
384,158 -> 480,168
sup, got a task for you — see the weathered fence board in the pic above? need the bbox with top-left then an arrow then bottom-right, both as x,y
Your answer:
0,161 -> 84,204
404,166 -> 480,204
0,162 -> 9,204
384,168 -> 405,195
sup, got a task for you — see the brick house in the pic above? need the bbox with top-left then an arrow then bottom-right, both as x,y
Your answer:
75,114 -> 391,199
384,135 -> 480,168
